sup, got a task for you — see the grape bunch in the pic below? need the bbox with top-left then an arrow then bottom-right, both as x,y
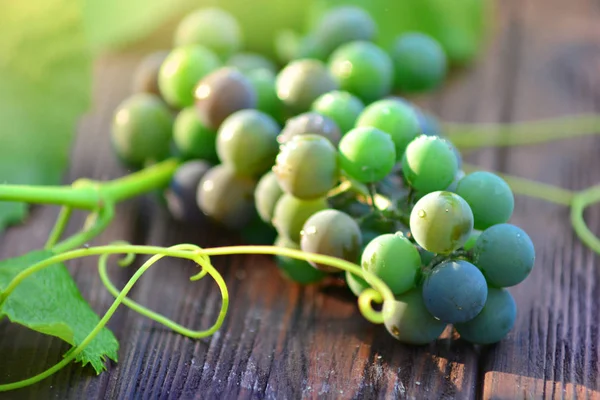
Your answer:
110,6 -> 535,346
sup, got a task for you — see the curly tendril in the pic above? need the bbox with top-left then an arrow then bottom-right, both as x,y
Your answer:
0,243 -> 392,391
199,245 -> 396,324
97,243 -> 228,338
0,244 -> 229,392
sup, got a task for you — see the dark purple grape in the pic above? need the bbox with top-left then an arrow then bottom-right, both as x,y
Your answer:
194,67 -> 257,130
132,51 -> 169,96
300,209 -> 362,273
278,112 -> 342,146
165,160 -> 212,222
196,164 -> 257,230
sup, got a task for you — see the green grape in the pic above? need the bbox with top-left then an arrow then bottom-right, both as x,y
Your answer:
216,109 -> 280,177
174,8 -> 242,60
132,50 -> 169,96
272,193 -> 328,243
254,171 -> 284,224
361,233 -> 420,295
300,209 -> 362,273
276,59 -> 338,113
390,32 -> 448,93
196,164 -> 256,230
311,90 -> 365,134
383,288 -> 447,345
111,93 -> 173,168
357,213 -> 399,246
296,34 -> 328,61
194,67 -> 257,130
463,230 -> 481,251
402,135 -> 458,194
355,99 -> 421,160
328,41 -> 393,103
451,143 -> 463,169
338,127 -> 396,183
416,109 -> 443,137
472,223 -> 535,287
240,215 -> 277,245
158,45 -> 221,108
278,112 -> 341,146
274,236 -> 327,285
273,134 -> 339,200
246,69 -> 284,123
422,260 -> 488,323
165,160 -> 212,223
455,288 -> 517,345
226,52 -> 277,74
445,170 -> 465,193
345,270 -> 370,297
455,171 -> 515,230
312,6 -> 377,57
173,107 -> 218,162
410,191 -> 474,254
418,247 -> 435,266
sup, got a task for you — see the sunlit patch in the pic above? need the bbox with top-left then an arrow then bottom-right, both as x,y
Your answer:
195,83 -> 211,99
202,180 -> 214,192
115,109 -> 130,125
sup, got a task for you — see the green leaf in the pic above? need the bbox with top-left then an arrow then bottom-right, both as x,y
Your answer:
83,0 -> 307,57
0,0 -> 92,230
305,0 -> 491,65
0,250 -> 119,373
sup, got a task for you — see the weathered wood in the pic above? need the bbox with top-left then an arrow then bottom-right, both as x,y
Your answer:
477,0 -> 600,399
2,2 -> 600,399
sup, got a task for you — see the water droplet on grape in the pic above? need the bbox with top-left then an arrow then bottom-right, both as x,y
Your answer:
418,209 -> 426,218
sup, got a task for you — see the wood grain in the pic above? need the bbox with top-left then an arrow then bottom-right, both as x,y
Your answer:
477,1 -> 600,399
2,1 -> 600,399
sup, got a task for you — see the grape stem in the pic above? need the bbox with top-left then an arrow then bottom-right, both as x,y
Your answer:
0,159 -> 178,210
329,174 -> 391,211
0,159 -> 178,253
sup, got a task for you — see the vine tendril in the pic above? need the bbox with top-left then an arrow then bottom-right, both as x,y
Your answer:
97,243 -> 227,338
44,206 -> 73,249
444,113 -> 600,149
0,244 -> 228,392
199,245 -> 396,324
0,243 -> 392,391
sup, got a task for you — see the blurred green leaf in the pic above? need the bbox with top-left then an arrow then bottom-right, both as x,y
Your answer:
83,0 -> 489,63
82,0 -> 306,57
306,0 -> 491,65
0,0 -> 91,230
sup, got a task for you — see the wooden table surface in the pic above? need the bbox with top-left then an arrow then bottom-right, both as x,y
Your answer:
2,1 -> 600,399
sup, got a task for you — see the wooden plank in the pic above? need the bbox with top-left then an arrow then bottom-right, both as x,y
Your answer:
479,0 -> 600,398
